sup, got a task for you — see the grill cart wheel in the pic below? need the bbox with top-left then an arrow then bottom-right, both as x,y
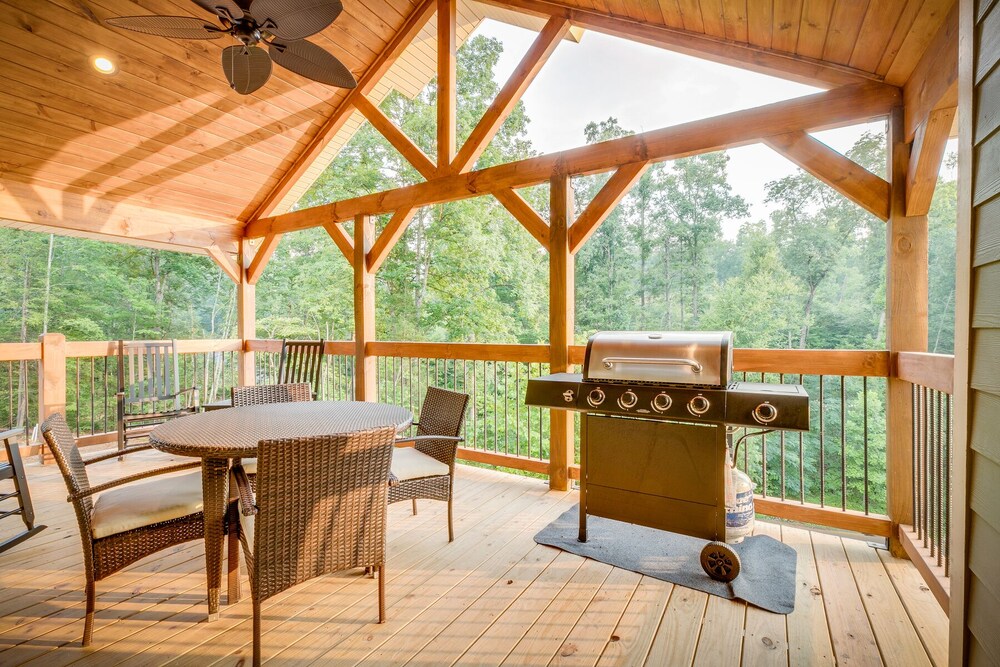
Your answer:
700,541 -> 741,582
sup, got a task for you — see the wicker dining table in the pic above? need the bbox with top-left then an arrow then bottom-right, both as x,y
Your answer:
148,400 -> 413,621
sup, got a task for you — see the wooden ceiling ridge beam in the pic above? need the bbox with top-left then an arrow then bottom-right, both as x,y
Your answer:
493,188 -> 550,249
475,0 -> 880,89
450,15 -> 571,174
245,0 -> 438,223
354,95 -> 438,180
245,233 -> 283,285
763,130 -> 891,221
906,106 -> 957,217
902,1 -> 959,142
248,81 -> 900,238
206,246 -> 241,284
569,161 -> 651,253
323,222 -> 354,262
0,178 -> 239,252
367,207 -> 419,272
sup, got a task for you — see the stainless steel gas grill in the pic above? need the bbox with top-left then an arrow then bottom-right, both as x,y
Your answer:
525,331 -> 809,582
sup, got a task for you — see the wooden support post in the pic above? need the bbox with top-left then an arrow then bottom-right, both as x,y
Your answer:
886,106 -> 929,557
548,174 -> 574,491
354,215 -> 377,401
437,0 -> 457,168
237,240 -> 256,387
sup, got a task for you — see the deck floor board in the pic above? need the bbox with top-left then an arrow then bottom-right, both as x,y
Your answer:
0,451 -> 945,666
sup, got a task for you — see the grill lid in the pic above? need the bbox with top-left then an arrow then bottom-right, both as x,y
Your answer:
583,331 -> 734,387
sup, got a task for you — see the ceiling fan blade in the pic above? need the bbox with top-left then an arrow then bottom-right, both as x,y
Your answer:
249,0 -> 342,41
268,39 -> 356,89
105,15 -> 222,39
221,45 -> 272,94
191,0 -> 244,22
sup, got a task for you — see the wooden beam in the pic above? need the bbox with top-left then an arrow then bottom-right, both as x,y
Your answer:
237,240 -> 255,387
764,130 -> 891,221
0,178 -> 239,252
37,333 -> 66,430
245,0 -> 437,222
906,106 -> 958,216
205,246 -> 240,284
323,222 -> 354,262
451,16 -> 570,173
437,0 -> 457,168
886,106 -> 929,557
354,215 -> 377,401
493,188 -> 550,249
476,0 -> 879,89
896,351 -> 955,394
250,82 -> 900,237
903,2 -> 959,142
548,173 -> 573,492
245,233 -> 282,285
569,161 -> 650,252
354,95 -> 438,180
367,207 -> 418,273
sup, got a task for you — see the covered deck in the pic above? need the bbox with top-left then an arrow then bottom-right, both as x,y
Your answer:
0,452 -> 946,666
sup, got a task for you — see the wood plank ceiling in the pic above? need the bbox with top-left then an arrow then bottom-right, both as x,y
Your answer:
0,0 -> 955,252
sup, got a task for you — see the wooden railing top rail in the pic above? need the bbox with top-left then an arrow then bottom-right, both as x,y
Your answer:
896,351 -> 955,394
246,339 -> 354,355
368,341 -> 550,362
248,339 -> 894,375
62,339 -> 243,358
0,343 -> 41,362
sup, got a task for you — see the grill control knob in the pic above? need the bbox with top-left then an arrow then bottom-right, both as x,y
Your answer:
651,393 -> 672,413
618,390 -> 639,410
753,402 -> 778,424
687,395 -> 711,416
587,388 -> 606,407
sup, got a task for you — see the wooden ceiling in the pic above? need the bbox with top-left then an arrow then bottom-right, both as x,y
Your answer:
0,0 -> 955,253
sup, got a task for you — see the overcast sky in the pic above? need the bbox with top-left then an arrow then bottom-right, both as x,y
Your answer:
471,20 -> 951,238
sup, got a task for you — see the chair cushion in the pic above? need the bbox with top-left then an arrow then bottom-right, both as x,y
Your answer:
390,447 -> 449,482
241,458 -> 257,475
91,471 -> 204,539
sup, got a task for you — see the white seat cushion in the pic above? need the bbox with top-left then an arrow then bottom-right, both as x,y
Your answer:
91,471 -> 205,539
240,458 -> 257,475
391,447 -> 449,482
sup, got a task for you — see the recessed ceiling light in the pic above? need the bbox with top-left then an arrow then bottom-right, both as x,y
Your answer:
91,56 -> 117,74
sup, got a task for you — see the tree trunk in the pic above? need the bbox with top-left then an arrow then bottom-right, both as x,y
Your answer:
16,258 -> 30,428
799,284 -> 817,349
41,235 -> 54,335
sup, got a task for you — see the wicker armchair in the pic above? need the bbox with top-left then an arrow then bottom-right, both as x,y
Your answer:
388,387 -> 470,542
230,383 -> 313,487
230,426 -> 397,667
41,414 -> 236,646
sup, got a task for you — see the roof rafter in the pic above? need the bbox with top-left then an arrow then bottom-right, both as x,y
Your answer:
475,0 -> 880,89
354,95 -> 439,180
245,0 -> 437,224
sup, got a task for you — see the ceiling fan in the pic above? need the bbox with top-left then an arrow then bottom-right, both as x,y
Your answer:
105,0 -> 358,95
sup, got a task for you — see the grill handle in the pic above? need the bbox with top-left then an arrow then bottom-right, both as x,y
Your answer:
600,357 -> 703,373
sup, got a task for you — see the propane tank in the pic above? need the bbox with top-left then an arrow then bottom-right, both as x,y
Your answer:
725,446 -> 756,544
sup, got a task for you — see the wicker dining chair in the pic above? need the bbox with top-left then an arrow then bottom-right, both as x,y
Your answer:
388,387 -> 470,542
230,382 -> 313,488
41,414 -> 237,646
230,426 -> 397,667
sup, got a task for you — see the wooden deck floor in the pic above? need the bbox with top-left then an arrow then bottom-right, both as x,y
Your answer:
0,450 -> 947,666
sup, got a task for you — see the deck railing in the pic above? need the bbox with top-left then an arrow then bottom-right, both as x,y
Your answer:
0,334 -> 955,606
897,351 -> 954,611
